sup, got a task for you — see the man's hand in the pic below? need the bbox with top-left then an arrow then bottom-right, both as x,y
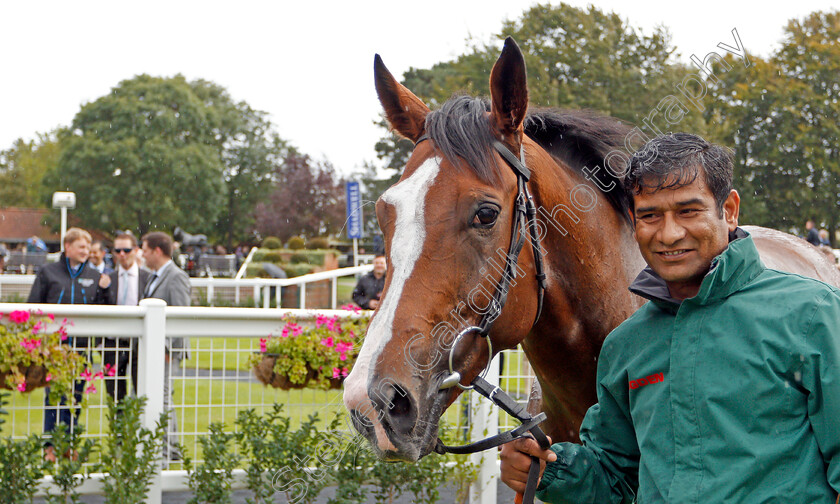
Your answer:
500,436 -> 556,494
368,299 -> 380,309
99,274 -> 111,289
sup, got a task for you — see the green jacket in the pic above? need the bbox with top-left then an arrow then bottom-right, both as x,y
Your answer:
537,229 -> 840,503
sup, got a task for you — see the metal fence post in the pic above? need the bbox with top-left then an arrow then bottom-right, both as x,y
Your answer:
137,298 -> 167,504
470,354 -> 500,504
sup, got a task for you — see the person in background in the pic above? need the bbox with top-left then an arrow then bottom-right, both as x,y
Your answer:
819,229 -> 831,247
141,231 -> 191,463
90,240 -> 114,275
805,219 -> 821,246
0,244 -> 8,273
103,233 -> 150,403
27,227 -> 111,462
352,254 -> 386,309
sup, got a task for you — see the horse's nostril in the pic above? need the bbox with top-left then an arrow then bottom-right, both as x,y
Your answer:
390,385 -> 410,416
386,383 -> 416,434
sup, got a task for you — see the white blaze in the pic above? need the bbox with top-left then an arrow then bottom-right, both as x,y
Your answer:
343,157 -> 441,448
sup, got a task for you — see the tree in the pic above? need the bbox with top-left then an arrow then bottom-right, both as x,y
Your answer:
46,75 -> 226,235
189,79 -> 290,247
373,2 -> 709,184
0,131 -> 61,208
705,11 -> 840,243
253,152 -> 345,242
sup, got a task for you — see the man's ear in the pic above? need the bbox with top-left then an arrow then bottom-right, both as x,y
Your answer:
723,189 -> 740,231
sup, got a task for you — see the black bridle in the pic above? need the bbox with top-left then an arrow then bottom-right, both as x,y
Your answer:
413,135 -> 551,504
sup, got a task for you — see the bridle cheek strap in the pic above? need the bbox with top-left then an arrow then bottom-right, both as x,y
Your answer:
415,134 -> 550,504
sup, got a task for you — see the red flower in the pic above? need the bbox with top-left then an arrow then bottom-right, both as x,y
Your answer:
259,338 -> 267,353
17,382 -> 26,392
321,336 -> 335,348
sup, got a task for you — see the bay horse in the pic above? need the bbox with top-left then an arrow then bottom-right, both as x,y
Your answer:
343,37 -> 840,464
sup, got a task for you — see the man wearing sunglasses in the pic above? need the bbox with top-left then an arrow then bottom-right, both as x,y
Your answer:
103,232 -> 151,403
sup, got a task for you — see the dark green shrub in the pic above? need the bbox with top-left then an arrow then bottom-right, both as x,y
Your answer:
306,237 -> 330,250
99,395 -> 170,504
185,423 -> 239,504
0,391 -> 46,504
287,236 -> 305,250
262,237 -> 282,250
262,251 -> 284,263
290,253 -> 310,264
282,264 -> 316,277
43,423 -> 95,504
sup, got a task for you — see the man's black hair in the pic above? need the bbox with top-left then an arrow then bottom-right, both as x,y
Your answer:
624,132 -> 734,216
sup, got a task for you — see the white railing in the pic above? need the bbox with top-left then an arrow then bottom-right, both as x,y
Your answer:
0,301 -> 534,503
0,264 -> 374,309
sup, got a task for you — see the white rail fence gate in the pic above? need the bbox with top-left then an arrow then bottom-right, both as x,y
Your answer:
1,300 -> 535,503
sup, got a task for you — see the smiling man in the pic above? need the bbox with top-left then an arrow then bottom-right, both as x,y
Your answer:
501,133 -> 840,502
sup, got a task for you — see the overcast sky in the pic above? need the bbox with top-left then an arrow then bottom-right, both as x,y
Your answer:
1,1 -> 836,176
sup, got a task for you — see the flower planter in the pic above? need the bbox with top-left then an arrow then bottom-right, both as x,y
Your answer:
0,364 -> 50,392
253,354 -> 345,390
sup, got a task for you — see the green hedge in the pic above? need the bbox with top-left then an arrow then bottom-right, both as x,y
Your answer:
252,249 -> 328,266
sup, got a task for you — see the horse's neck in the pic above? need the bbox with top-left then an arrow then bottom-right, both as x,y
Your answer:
523,155 -> 646,441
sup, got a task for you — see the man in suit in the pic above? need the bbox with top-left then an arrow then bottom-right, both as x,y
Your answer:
141,231 -> 191,463
103,232 -> 150,403
90,240 -> 114,275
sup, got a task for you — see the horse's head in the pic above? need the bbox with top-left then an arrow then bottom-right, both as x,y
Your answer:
343,38 -> 544,461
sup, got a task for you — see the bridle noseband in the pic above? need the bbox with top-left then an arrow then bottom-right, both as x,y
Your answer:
413,134 -> 550,504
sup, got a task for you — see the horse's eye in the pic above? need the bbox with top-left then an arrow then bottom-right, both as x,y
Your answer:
472,207 -> 499,228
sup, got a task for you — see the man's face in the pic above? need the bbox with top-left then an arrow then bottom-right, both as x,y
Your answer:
631,169 -> 739,298
141,241 -> 160,270
90,243 -> 104,266
113,238 -> 137,270
65,239 -> 90,265
372,257 -> 387,276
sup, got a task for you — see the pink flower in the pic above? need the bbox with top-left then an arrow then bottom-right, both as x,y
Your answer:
104,364 -> 116,377
332,367 -> 341,379
340,304 -> 362,314
259,338 -> 267,353
326,316 -> 340,333
315,314 -> 329,329
46,373 -> 52,382
320,336 -> 335,348
9,310 -> 30,324
19,338 -> 41,352
85,384 -> 97,394
58,326 -> 68,341
17,382 -> 26,392
80,369 -> 92,381
47,313 -> 55,322
292,325 -> 303,336
341,367 -> 349,377
339,353 -> 347,361
32,322 -> 42,334
335,342 -> 353,354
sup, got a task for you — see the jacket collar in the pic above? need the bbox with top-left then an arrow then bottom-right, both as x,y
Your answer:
629,227 -> 764,312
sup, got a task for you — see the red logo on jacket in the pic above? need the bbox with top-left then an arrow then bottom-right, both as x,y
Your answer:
629,372 -> 665,390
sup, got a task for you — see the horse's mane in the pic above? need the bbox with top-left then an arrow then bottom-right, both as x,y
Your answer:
423,95 -> 632,217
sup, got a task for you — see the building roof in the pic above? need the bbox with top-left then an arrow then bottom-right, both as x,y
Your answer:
0,207 -> 61,243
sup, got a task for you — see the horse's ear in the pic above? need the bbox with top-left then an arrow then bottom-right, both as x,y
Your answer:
489,37 -> 528,138
374,54 -> 430,143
